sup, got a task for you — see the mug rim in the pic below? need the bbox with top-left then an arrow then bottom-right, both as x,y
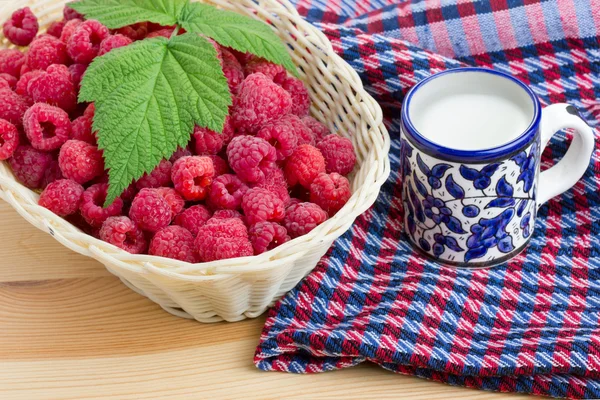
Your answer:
401,67 -> 542,163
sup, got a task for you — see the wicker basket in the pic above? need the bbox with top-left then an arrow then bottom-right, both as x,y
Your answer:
0,0 -> 390,322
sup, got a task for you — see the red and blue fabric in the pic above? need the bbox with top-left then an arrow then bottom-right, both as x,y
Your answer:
254,1 -> 600,399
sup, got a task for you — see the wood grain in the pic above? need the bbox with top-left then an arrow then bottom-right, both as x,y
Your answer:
0,202 -> 536,399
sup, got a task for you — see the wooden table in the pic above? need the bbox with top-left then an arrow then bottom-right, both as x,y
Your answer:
0,202 -> 536,400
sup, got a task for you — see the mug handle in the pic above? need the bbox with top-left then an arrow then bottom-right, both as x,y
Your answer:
537,103 -> 595,206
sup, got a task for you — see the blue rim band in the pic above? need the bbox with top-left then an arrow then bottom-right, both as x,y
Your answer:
400,67 -> 542,163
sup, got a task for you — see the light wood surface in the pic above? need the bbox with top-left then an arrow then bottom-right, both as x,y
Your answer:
0,201 -> 535,400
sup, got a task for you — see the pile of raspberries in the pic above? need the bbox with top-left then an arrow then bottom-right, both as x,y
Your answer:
0,6 -> 357,263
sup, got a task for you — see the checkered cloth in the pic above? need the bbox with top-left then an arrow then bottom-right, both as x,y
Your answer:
254,1 -> 600,399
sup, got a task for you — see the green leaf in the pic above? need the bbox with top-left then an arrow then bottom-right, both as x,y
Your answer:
80,34 -> 231,206
178,2 -> 298,76
68,0 -> 187,29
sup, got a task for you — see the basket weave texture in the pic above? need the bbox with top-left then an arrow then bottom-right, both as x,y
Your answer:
0,0 -> 391,322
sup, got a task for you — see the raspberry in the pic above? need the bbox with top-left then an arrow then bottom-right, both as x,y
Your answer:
221,48 -> 244,93
119,183 -> 137,204
0,73 -> 17,89
99,216 -> 147,254
174,205 -> 211,237
71,114 -> 96,143
208,155 -> 230,176
195,218 -> 253,262
28,64 -> 77,112
80,183 -> 124,227
47,20 -> 66,38
317,134 -> 357,176
208,174 -> 249,210
59,19 -> 81,43
129,188 -> 172,232
282,114 -> 315,146
155,187 -> 184,216
63,6 -> 83,21
244,57 -> 285,80
149,226 -> 197,262
98,34 -> 132,56
146,28 -> 175,39
231,73 -> 292,134
284,144 -> 326,187
310,172 -> 351,214
171,156 -> 215,201
26,35 -> 69,71
169,146 -> 192,163
58,140 -> 104,184
249,221 -> 290,254
135,160 -> 172,190
283,202 -> 328,238
0,49 -> 25,77
229,48 -> 252,64
301,116 -> 330,141
16,70 -> 42,101
227,135 -> 276,183
67,20 -> 110,64
68,63 -> 87,89
279,76 -> 311,117
212,209 -> 243,221
9,145 -> 53,189
254,167 -> 290,205
41,158 -> 64,188
192,126 -> 224,155
147,22 -> 176,32
0,88 -> 29,126
3,7 -> 39,47
0,119 -> 19,160
39,179 -> 84,217
256,118 -> 298,161
24,103 -> 71,151
242,187 -> 285,225
116,22 -> 148,41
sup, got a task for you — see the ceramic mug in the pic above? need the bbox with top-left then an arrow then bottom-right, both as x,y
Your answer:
400,67 -> 595,267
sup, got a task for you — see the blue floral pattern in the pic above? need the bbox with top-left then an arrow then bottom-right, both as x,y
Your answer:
401,135 -> 539,265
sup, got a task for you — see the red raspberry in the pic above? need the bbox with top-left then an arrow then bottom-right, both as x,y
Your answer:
174,204 -> 211,237
98,34 -> 132,56
68,63 -> 87,89
284,144 -> 326,188
221,48 -> 244,93
71,114 -> 96,143
207,154 -> 230,176
248,221 -> 290,254
16,70 -> 42,101
9,145 -> 53,189
301,116 -> 330,141
146,28 -> 175,39
147,22 -> 176,32
24,103 -> 71,151
28,64 -> 77,112
231,73 -> 292,134
310,172 -> 352,215
282,114 -> 315,146
129,188 -> 172,233
59,19 -> 81,43
192,125 -> 225,155
169,146 -> 192,163
254,167 -> 290,205
0,88 -> 29,126
3,7 -> 39,47
59,140 -> 104,184
80,183 -> 124,227
41,157 -> 64,188
63,6 -> 83,21
26,35 -> 69,71
227,135 -> 276,183
0,49 -> 25,78
39,179 -> 84,217
279,76 -> 310,117
244,57 -> 285,80
0,73 -> 17,90
155,187 -> 184,216
116,22 -> 148,41
212,209 -> 243,221
171,156 -> 215,201
283,202 -> 328,238
208,174 -> 249,210
135,159 -> 172,190
256,118 -> 298,161
99,216 -> 147,254
317,134 -> 357,176
67,20 -> 110,64
229,48 -> 252,65
242,187 -> 285,225
220,47 -> 240,66
0,119 -> 19,160
195,218 -> 253,262
47,20 -> 66,38
149,226 -> 197,262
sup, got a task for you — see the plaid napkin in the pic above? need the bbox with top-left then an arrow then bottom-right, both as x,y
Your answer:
254,1 -> 600,398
